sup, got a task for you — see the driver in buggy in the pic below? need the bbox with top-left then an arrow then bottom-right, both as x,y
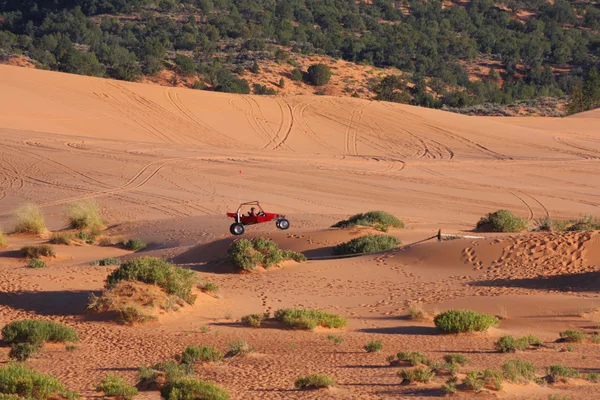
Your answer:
248,207 -> 265,217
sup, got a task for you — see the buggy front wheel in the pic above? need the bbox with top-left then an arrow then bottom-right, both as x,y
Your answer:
230,223 -> 245,235
277,219 -> 290,230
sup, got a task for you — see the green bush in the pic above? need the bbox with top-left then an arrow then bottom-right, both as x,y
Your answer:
27,258 -> 46,269
21,245 -> 55,259
94,257 -> 121,266
49,232 -> 74,245
495,334 -> 543,353
587,372 -> 599,382
546,365 -> 579,383
274,308 -> 347,330
161,378 -> 230,400
393,351 -> 430,366
398,366 -> 435,383
96,375 -> 137,400
139,361 -> 192,384
179,345 -> 223,364
333,235 -> 400,255
463,371 -> 484,392
118,306 -> 157,325
13,203 -> 47,235
65,200 -> 104,229
332,211 -> 404,230
434,309 -> 499,333
8,343 -> 39,361
253,84 -> 277,95
294,374 -> 335,389
241,313 -> 270,328
125,238 -> 147,251
567,214 -> 600,231
105,257 -> 198,304
225,339 -> 253,358
443,354 -> 470,366
502,360 -> 536,383
327,335 -> 344,345
291,68 -> 303,81
227,238 -> 305,272
364,340 -> 383,353
533,217 -> 569,232
559,329 -> 587,343
482,369 -> 504,390
198,281 -> 219,294
305,64 -> 332,86
0,363 -> 66,400
476,209 -> 528,232
2,319 -> 78,347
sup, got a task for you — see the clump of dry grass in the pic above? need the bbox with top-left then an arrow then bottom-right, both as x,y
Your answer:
13,203 -> 47,236
0,230 -> 7,248
65,200 -> 104,230
408,303 -> 435,321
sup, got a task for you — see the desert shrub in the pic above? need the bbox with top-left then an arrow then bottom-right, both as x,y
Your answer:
118,306 -> 157,325
587,372 -> 599,382
125,238 -> 147,251
241,313 -> 270,328
546,365 -> 579,383
94,257 -> 121,266
567,214 -> 600,231
0,363 -> 66,399
394,351 -> 430,366
294,374 -> 335,389
179,345 -> 223,364
333,235 -> 400,255
274,308 -> 347,330
434,309 -> 499,333
2,319 -> 78,347
463,371 -> 484,392
465,369 -> 503,391
65,200 -> 103,229
291,68 -> 303,81
198,281 -> 219,294
75,230 -> 98,244
27,258 -> 46,269
443,354 -> 470,366
21,245 -> 55,259
160,378 -> 229,400
533,217 -> 569,232
482,369 -> 504,390
227,238 -> 305,272
408,304 -> 432,321
105,257 -> 198,304
332,211 -> 404,230
8,343 -> 39,361
398,366 -> 435,383
441,377 -> 458,394
139,361 -> 192,384
559,329 -> 587,343
305,64 -> 332,86
49,232 -> 73,245
495,334 -> 543,353
502,360 -> 536,383
13,203 -> 47,235
476,209 -> 528,232
364,340 -> 383,353
225,339 -> 253,358
0,231 -> 7,248
327,335 -> 344,345
96,375 -> 137,400
253,84 -> 277,95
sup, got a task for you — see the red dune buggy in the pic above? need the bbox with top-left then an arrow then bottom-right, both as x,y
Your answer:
226,201 -> 290,235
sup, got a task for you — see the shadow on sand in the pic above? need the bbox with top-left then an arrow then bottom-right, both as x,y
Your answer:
471,270 -> 600,292
0,290 -> 93,316
356,326 -> 440,335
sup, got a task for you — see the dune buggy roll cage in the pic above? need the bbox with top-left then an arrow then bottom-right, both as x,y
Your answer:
233,201 -> 265,223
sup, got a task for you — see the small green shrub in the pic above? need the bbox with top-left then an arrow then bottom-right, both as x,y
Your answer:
139,361 -> 192,384
126,238 -> 147,251
476,209 -> 528,232
274,308 -> 347,330
13,203 -> 47,235
225,339 -> 253,357
332,211 -> 404,230
294,374 -> 335,389
49,232 -> 73,245
21,245 -> 55,259
567,214 -> 600,231
0,363 -> 66,399
495,334 -> 543,353
160,377 -> 230,400
502,360 -> 536,383
394,351 -> 430,366
198,281 -> 219,294
27,258 -> 46,269
546,365 -> 579,383
179,345 -> 223,364
434,309 -> 499,333
327,335 -> 344,345
8,343 -> 40,361
95,257 -> 121,266
559,329 -> 587,343
227,238 -> 305,272
305,63 -> 332,86
241,313 -> 270,328
2,319 -> 78,347
443,353 -> 470,366
75,230 -> 96,244
587,372 -> 599,382
364,340 -> 383,353
105,257 -> 198,304
96,375 -> 137,400
533,217 -> 569,232
333,235 -> 400,255
441,378 -> 457,394
398,366 -> 435,383
118,306 -> 157,325
65,200 -> 104,229
463,371 -> 484,392
482,369 -> 504,390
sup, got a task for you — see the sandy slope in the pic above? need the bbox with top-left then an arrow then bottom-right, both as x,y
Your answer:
1,65 -> 600,399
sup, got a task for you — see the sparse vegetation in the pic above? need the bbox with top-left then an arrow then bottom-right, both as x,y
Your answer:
160,378 -> 230,400
125,238 -> 147,252
546,365 -> 579,383
27,258 -> 46,269
49,232 -> 74,245
0,231 -> 8,248
408,303 -> 433,321
96,375 -> 138,400
567,214 -> 600,231
443,354 -> 470,366
2,319 -> 78,361
332,211 -> 404,230
91,257 -> 121,266
476,209 -> 528,233
333,235 -> 400,255
225,339 -> 253,358
294,374 -> 335,390
178,345 -> 223,364
13,203 -> 47,235
305,64 -> 332,86
20,244 -> 55,259
0,363 -> 68,399
118,305 -> 157,325
398,366 -> 436,383
495,334 -> 543,353
327,335 -> 344,345
559,329 -> 587,343
227,238 -> 306,272
8,343 -> 38,362
198,281 -> 219,294
502,360 -> 536,383
441,377 -> 458,395
274,308 -> 347,330
434,309 -> 499,334
241,313 -> 270,328
65,200 -> 104,230
364,340 -> 383,353
393,351 -> 430,367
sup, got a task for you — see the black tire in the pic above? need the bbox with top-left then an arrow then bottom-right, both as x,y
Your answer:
277,219 -> 290,230
230,223 -> 245,235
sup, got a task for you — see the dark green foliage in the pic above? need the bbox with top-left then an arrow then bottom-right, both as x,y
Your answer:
241,313 -> 270,328
95,257 -> 121,266
227,238 -> 305,272
398,366 -> 436,383
332,211 -> 404,230
21,245 -> 55,258
215,77 -> 250,94
495,334 -> 543,353
305,64 -> 332,86
174,54 -> 196,76
8,343 -> 39,361
443,354 -> 470,366
160,378 -> 230,400
27,258 -> 46,269
250,60 -> 260,74
291,68 -> 303,81
434,309 -> 499,333
96,375 -> 138,400
363,340 -> 383,353
568,67 -> 600,114
125,238 -> 146,252
546,365 -> 579,383
559,329 -> 587,343
253,84 -> 277,95
294,374 -> 335,389
394,351 -> 430,366
333,235 -> 400,255
375,76 -> 411,103
179,345 -> 223,364
2,319 -> 78,346
105,257 -> 198,304
279,78 -> 285,88
476,209 -> 528,232
274,308 -> 347,330
0,363 -> 67,400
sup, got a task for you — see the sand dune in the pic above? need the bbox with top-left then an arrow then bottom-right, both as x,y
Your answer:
1,65 -> 600,399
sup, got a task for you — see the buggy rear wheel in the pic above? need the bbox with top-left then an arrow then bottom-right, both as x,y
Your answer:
277,219 -> 290,230
230,223 -> 245,235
